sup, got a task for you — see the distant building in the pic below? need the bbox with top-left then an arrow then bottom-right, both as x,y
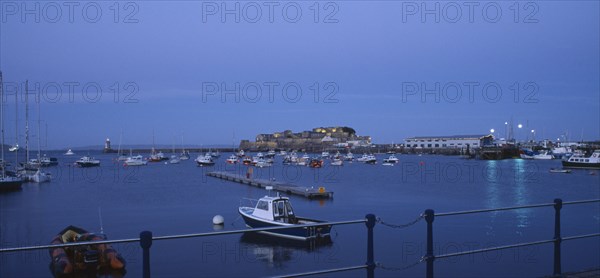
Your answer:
404,135 -> 493,149
240,126 -> 371,151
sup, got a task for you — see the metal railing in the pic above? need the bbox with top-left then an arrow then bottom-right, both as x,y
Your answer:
1,198 -> 598,277
0,217 -> 375,278
422,198 -> 600,278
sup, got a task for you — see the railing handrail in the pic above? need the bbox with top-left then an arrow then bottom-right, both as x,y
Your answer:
0,219 -> 366,253
435,199 -> 600,217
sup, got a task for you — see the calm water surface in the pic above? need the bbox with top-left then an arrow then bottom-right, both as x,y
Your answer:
1,151 -> 599,277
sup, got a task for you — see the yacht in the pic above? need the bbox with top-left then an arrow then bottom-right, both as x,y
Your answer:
64,149 -> 75,156
321,151 -> 330,158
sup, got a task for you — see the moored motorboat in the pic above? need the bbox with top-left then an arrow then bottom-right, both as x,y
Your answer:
239,195 -> 332,241
64,149 -> 75,155
124,155 -> 147,166
561,150 -> 600,169
533,151 -> 553,160
383,154 -> 399,164
364,154 -> 377,164
49,225 -> 126,277
226,154 -> 239,164
75,156 -> 100,167
195,154 -> 215,166
330,158 -> 343,166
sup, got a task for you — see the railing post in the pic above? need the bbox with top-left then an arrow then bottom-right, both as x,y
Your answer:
425,209 -> 435,278
553,198 -> 562,275
140,231 -> 153,278
365,214 -> 376,278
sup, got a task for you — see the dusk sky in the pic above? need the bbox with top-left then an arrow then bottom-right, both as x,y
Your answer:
0,1 -> 598,149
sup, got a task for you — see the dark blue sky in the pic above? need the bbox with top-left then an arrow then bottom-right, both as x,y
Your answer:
1,1 -> 598,148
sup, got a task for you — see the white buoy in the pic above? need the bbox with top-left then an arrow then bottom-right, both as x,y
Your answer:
212,215 -> 224,225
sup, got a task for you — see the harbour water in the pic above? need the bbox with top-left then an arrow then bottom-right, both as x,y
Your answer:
1,152 -> 599,277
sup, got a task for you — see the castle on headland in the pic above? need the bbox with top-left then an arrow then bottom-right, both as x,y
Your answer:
239,126 -> 371,151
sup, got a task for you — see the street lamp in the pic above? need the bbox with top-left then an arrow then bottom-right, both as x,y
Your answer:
504,122 -> 508,140
517,124 -> 523,143
531,129 -> 535,142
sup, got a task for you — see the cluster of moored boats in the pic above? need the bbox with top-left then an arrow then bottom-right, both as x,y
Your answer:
219,150 -> 402,168
520,148 -> 600,170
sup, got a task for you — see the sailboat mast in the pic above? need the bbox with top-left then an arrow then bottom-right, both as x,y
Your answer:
37,91 -> 42,165
25,81 -> 29,162
14,81 -> 18,169
0,71 -> 5,178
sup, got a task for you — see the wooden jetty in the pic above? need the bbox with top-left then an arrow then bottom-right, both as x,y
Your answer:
206,171 -> 333,199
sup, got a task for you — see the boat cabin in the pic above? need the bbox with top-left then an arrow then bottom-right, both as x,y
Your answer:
252,196 -> 297,224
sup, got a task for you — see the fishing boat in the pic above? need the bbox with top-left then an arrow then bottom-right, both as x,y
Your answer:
75,156 -> 100,167
124,155 -> 147,166
549,168 -> 571,173
195,154 -> 215,166
239,195 -> 332,241
383,154 -> 399,164
64,149 -> 75,155
226,154 -> 238,164
561,150 -> 600,169
49,225 -> 126,277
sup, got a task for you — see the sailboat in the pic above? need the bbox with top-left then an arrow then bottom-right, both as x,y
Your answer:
0,71 -> 24,191
116,130 -> 127,161
169,137 -> 180,164
31,81 -> 51,183
179,134 -> 190,160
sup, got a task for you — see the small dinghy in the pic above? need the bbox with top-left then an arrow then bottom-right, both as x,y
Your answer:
549,168 -> 571,174
49,225 -> 126,277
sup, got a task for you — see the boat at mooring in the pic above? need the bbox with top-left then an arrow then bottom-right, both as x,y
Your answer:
561,150 -> 600,169
49,225 -> 126,277
239,195 -> 332,241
